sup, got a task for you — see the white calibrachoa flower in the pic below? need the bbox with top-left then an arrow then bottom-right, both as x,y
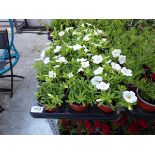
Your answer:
48,71 -> 56,78
84,48 -> 89,53
54,46 -> 62,53
83,29 -> 88,32
94,30 -> 98,35
121,67 -> 132,76
83,45 -> 86,48
81,23 -> 85,27
123,91 -> 137,103
96,82 -> 110,91
58,31 -> 65,36
92,43 -> 100,47
87,53 -> 93,56
83,35 -> 90,41
118,55 -> 126,64
92,55 -> 103,64
111,62 -> 121,71
65,27 -> 73,32
91,76 -> 103,86
54,65 -> 60,68
43,57 -> 50,64
94,29 -> 103,35
77,67 -> 83,73
86,23 -> 91,26
81,61 -> 90,68
72,44 -> 82,51
76,58 -> 87,62
112,49 -> 121,58
67,45 -> 73,48
96,99 -> 102,102
68,73 -> 74,78
102,38 -> 107,42
94,67 -> 103,75
97,29 -> 102,34
56,56 -> 68,63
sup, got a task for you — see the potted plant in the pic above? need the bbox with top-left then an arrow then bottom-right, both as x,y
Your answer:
67,78 -> 95,112
135,79 -> 155,112
34,20 -> 138,114
35,82 -> 64,112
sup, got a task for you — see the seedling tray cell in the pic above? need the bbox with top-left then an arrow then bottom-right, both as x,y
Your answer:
126,106 -> 155,120
30,102 -> 122,120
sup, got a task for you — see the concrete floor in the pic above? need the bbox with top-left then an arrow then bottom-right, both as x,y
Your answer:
0,33 -> 53,135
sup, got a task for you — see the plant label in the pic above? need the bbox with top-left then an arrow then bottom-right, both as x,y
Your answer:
31,106 -> 43,113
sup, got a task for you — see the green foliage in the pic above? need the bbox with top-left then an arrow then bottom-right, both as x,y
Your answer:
136,79 -> 155,102
34,19 -> 155,110
35,82 -> 64,109
67,78 -> 96,105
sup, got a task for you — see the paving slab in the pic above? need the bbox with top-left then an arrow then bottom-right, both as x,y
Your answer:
0,33 -> 53,135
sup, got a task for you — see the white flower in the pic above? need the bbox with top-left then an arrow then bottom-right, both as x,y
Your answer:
96,99 -> 102,102
91,76 -> 103,86
72,44 -> 82,51
83,35 -> 90,41
65,27 -> 73,32
77,67 -> 83,73
56,56 -> 68,63
121,67 -> 132,76
54,46 -> 62,53
81,23 -> 85,27
58,31 -> 65,36
54,65 -> 60,68
111,62 -> 121,71
67,45 -> 73,48
94,67 -> 103,75
102,38 -> 107,42
118,55 -> 126,64
92,43 -> 100,47
43,57 -> 50,64
83,29 -> 88,32
84,48 -> 89,53
48,71 -> 56,78
96,82 -> 110,91
94,30 -> 98,35
105,60 -> 112,64
112,49 -> 121,58
123,91 -> 137,103
86,23 -> 91,26
76,58 -> 87,62
92,55 -> 103,64
40,50 -> 45,60
81,61 -> 90,68
68,73 -> 74,78
83,45 -> 86,48
97,29 -> 102,34
87,53 -> 93,56
94,29 -> 103,35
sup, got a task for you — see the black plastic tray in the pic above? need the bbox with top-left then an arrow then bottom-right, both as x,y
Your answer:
30,102 -> 122,120
126,106 -> 155,120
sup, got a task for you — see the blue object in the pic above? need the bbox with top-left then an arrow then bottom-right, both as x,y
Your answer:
0,19 -> 20,74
